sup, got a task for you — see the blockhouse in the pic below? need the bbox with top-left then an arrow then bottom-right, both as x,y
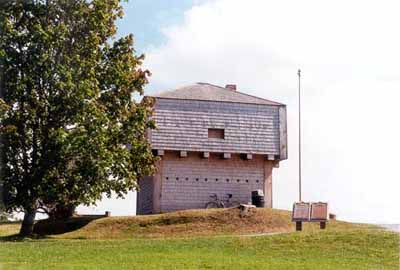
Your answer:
137,83 -> 287,214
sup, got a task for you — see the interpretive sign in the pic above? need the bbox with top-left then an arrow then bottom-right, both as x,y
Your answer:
292,202 -> 329,231
310,202 -> 328,221
292,202 -> 310,221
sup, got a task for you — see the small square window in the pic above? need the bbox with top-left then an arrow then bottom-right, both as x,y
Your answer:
208,128 -> 225,139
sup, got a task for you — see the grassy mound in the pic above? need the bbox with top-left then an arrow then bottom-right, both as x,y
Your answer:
29,207 -> 378,239
60,208 -> 292,239
1,209 -> 398,269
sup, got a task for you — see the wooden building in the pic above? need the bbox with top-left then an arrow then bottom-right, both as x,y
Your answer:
137,83 -> 287,214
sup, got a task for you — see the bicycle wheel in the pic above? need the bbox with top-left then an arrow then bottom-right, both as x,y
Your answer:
205,201 -> 220,209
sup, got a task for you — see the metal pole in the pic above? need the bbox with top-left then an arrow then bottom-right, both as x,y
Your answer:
297,69 -> 302,202
0,52 -> 4,207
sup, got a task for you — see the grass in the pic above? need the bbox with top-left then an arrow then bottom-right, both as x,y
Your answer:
0,208 -> 399,270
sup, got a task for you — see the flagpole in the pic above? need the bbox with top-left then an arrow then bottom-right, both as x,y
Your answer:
297,69 -> 302,202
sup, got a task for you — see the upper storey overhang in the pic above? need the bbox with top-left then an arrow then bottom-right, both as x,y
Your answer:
145,83 -> 288,161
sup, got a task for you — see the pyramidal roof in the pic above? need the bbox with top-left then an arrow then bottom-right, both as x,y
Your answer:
150,82 -> 283,106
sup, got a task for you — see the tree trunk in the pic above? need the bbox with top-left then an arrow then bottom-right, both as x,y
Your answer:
19,209 -> 36,236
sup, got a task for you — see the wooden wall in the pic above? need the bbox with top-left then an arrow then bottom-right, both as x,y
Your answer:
150,98 -> 287,159
136,176 -> 154,215
159,152 -> 265,212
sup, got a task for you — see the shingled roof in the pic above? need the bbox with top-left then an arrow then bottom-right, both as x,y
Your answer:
151,82 -> 283,106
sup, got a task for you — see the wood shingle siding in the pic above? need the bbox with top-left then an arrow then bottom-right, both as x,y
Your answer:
159,152 -> 265,212
136,176 -> 154,214
150,98 -> 285,156
279,106 -> 288,160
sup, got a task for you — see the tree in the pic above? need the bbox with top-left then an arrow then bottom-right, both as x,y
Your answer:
0,0 -> 156,236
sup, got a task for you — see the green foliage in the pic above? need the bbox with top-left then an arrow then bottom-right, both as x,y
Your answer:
0,0 -> 156,218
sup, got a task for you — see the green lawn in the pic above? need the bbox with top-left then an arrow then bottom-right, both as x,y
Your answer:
0,209 -> 398,270
1,227 -> 398,270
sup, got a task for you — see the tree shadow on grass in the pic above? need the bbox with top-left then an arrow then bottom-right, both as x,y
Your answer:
0,215 -> 104,242
0,233 -> 51,242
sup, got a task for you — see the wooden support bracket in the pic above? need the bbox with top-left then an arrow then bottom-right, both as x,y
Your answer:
180,151 -> 187,158
203,152 -> 210,159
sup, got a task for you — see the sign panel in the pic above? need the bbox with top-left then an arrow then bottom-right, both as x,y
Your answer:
310,202 -> 328,221
292,202 -> 310,221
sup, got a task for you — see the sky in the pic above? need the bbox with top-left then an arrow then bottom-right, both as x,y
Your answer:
105,0 -> 400,224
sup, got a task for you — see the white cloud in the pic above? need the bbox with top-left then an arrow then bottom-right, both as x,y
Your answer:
144,0 -> 400,223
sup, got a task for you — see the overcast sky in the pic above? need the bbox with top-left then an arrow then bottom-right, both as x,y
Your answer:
112,0 -> 400,224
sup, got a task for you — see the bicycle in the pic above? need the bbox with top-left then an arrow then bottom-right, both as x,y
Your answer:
205,193 -> 241,209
